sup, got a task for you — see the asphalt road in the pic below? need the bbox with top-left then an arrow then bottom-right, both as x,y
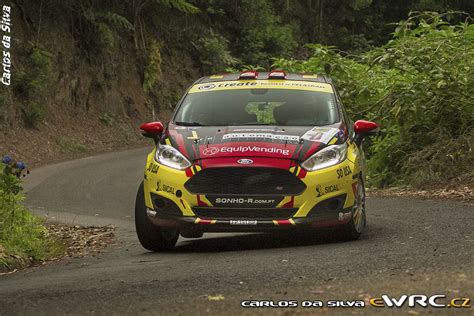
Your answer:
0,147 -> 472,315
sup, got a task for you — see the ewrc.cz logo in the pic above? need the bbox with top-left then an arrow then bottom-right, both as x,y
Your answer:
202,146 -> 290,156
239,296 -> 471,309
369,295 -> 471,308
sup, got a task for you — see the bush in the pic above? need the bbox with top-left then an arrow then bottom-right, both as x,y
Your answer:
219,0 -> 297,67
273,12 -> 474,188
21,101 -> 46,128
197,32 -> 238,74
99,113 -> 115,126
143,40 -> 162,94
0,157 -> 64,271
14,46 -> 52,128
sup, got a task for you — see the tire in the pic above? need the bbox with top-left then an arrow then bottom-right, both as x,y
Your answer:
135,182 -> 179,251
341,177 -> 366,241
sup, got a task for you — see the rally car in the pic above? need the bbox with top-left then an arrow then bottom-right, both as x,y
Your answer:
135,71 -> 379,251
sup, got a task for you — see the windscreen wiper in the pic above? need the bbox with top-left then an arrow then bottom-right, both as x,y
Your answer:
237,122 -> 273,125
174,121 -> 206,126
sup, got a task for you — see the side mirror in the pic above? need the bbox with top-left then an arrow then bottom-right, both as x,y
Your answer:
354,120 -> 379,135
353,120 -> 379,145
140,122 -> 164,142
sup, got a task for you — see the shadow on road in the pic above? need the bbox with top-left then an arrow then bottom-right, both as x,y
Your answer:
166,227 -> 372,253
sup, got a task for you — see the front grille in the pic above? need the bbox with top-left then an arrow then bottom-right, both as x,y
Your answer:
184,167 -> 306,195
192,207 -> 298,220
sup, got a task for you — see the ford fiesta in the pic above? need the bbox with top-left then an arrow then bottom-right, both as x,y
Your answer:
135,71 -> 379,251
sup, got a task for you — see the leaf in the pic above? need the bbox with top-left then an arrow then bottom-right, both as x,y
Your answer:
99,12 -> 134,31
464,24 -> 474,41
207,294 -> 225,301
151,0 -> 200,14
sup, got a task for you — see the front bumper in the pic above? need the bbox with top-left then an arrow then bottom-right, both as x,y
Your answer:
143,150 -> 360,232
147,195 -> 352,232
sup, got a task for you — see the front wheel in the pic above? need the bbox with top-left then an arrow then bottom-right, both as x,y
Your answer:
341,178 -> 366,241
135,182 -> 179,251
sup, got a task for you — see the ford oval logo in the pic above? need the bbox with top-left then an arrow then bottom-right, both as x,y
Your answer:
237,159 -> 253,165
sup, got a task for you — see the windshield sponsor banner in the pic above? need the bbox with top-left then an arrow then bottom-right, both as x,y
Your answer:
232,128 -> 286,132
222,132 -> 300,143
188,80 -> 334,94
200,142 -> 296,158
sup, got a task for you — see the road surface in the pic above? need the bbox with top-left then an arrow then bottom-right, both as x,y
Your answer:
0,147 -> 472,315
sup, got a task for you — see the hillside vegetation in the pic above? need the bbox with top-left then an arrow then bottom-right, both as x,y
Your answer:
0,0 -> 472,271
0,158 -> 64,271
274,12 -> 474,188
1,1 -> 473,187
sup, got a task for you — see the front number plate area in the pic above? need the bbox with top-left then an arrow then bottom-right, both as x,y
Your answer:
229,220 -> 257,225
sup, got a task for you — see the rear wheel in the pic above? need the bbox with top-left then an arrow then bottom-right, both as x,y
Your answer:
342,178 -> 366,241
135,182 -> 179,251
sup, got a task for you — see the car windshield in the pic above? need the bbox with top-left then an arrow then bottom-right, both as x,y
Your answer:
174,88 -> 339,126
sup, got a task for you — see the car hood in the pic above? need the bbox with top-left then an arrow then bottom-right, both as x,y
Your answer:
165,124 -> 347,166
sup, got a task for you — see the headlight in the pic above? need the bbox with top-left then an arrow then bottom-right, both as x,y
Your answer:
154,145 -> 192,170
301,143 -> 347,171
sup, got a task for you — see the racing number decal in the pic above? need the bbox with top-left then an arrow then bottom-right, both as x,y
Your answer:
337,166 -> 352,179
147,162 -> 159,174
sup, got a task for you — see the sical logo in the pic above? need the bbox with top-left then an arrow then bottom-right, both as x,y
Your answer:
237,159 -> 253,165
202,147 -> 220,155
198,83 -> 216,91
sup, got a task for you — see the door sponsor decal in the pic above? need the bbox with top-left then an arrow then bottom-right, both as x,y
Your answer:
301,127 -> 339,144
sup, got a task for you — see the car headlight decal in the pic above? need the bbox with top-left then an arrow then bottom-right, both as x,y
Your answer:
301,143 -> 348,171
154,145 -> 192,170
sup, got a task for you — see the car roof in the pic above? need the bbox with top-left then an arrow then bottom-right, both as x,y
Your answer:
195,72 -> 332,84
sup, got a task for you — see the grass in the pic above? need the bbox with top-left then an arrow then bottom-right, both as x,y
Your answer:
99,113 -> 115,126
55,136 -> 88,154
0,163 -> 65,272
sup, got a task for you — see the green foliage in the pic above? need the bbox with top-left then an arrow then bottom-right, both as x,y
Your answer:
99,113 -> 115,126
21,102 -> 46,128
14,46 -> 52,128
197,32 -> 239,73
152,0 -> 200,13
0,162 -> 64,271
273,12 -> 474,188
143,40 -> 163,94
236,0 -> 297,66
83,10 -> 134,50
15,47 -> 52,97
95,12 -> 135,32
404,134 -> 473,187
97,23 -> 116,49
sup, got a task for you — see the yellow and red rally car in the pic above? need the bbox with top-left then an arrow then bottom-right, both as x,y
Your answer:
135,71 -> 379,251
